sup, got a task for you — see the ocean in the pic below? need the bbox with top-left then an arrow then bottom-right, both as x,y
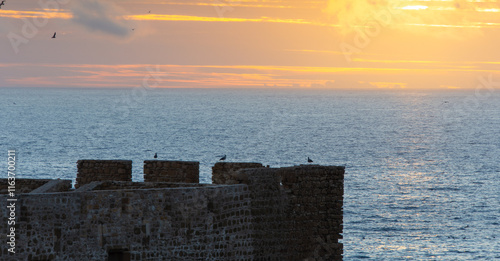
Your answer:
1,87 -> 499,260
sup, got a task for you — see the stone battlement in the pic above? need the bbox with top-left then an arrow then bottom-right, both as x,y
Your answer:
76,160 -> 132,188
0,160 -> 344,260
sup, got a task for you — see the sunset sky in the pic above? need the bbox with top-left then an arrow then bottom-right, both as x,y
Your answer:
1,0 -> 500,89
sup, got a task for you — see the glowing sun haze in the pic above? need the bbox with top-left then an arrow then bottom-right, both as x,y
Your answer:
1,0 -> 499,89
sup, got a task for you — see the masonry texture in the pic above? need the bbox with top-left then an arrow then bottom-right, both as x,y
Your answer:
144,161 -> 199,183
1,160 -> 344,261
76,160 -> 132,188
0,179 -> 70,194
214,165 -> 344,260
212,162 -> 264,184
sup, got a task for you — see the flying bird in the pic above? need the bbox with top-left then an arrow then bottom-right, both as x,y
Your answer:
154,153 -> 157,159
51,32 -> 56,39
219,155 -> 226,161
0,1 -> 5,8
307,157 -> 313,163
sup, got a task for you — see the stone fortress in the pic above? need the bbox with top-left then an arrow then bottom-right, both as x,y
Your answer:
1,159 -> 344,260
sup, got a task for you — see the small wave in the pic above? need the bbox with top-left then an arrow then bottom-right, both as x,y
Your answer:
447,249 -> 478,254
427,187 -> 461,191
349,255 -> 371,259
401,206 -> 420,210
373,226 -> 403,232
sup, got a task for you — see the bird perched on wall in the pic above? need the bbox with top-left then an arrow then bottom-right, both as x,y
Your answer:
307,157 -> 313,163
51,32 -> 56,39
154,153 -> 157,159
219,155 -> 226,161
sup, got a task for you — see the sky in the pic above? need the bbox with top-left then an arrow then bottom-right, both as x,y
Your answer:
1,0 -> 500,89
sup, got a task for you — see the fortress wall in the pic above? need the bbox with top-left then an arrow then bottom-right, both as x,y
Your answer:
1,161 -> 344,260
29,179 -> 73,194
1,185 -> 253,260
76,160 -> 132,188
212,162 -> 264,184
0,179 -> 71,194
277,165 -> 344,260
239,168 -> 289,260
90,181 -> 212,191
218,165 -> 344,260
144,161 -> 199,183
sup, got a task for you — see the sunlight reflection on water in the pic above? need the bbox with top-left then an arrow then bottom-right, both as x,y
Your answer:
1,88 -> 499,259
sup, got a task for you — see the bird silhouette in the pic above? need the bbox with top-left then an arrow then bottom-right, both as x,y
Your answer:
0,1 -> 5,8
219,155 -> 226,161
154,153 -> 157,159
307,157 -> 313,163
51,32 -> 56,39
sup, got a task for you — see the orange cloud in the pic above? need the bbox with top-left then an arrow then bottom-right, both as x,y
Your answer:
0,9 -> 321,27
125,13 -> 315,26
155,2 -> 300,9
2,63 -> 499,89
0,9 -> 72,19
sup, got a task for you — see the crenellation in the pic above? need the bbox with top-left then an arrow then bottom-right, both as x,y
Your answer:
1,160 -> 343,260
144,160 -> 199,183
75,160 -> 132,188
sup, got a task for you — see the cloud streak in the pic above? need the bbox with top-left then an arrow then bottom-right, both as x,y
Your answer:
2,63 -> 499,89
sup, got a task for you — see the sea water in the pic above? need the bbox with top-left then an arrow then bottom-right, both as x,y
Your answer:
1,87 -> 499,260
